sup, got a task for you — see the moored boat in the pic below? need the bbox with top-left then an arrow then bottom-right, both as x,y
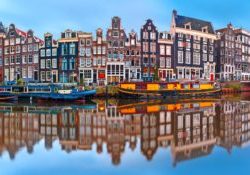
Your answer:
0,87 -> 18,101
118,81 -> 221,99
0,84 -> 96,101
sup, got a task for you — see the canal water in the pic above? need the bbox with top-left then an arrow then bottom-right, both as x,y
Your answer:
0,94 -> 250,175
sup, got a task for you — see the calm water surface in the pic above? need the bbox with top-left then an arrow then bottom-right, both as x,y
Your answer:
0,94 -> 250,175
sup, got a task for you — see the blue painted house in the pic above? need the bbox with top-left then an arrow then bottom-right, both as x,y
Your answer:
58,29 -> 78,83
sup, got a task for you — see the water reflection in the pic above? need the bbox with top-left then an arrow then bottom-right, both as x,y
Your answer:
0,97 -> 250,166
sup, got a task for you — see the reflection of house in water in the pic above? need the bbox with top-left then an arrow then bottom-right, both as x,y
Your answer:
0,105 -> 41,159
106,104 -> 125,165
217,100 -> 250,152
58,108 -> 79,153
39,112 -> 58,149
92,102 -> 107,153
171,102 -> 217,166
141,111 -> 158,161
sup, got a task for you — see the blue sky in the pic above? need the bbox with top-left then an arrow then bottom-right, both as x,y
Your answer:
0,0 -> 249,39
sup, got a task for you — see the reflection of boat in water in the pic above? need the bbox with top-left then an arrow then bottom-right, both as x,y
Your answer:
118,98 -> 220,114
118,81 -> 221,99
0,101 -> 97,114
0,84 -> 96,101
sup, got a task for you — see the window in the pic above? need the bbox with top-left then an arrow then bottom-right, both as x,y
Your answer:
5,47 -> 9,54
69,43 -> 75,55
150,32 -> 156,40
143,42 -> 148,52
84,70 -> 92,78
209,54 -> 213,62
40,49 -> 45,57
150,43 -> 156,52
86,40 -> 91,46
112,31 -> 119,37
86,58 -> 92,67
160,57 -> 165,68
28,44 -> 33,52
102,46 -> 106,54
28,66 -> 33,78
93,57 -> 97,66
203,45 -> 207,53
33,44 -> 39,51
61,44 -> 67,55
97,47 -> 101,54
69,58 -> 75,70
160,45 -> 165,55
16,45 -> 21,53
178,51 -> 183,63
86,48 -> 91,57
46,49 -> 51,56
166,58 -> 171,68
52,59 -> 57,68
79,48 -> 85,56
193,52 -> 200,65
166,46 -> 171,55
41,71 -> 45,81
28,55 -> 33,63
62,59 -> 67,70
46,59 -> 51,68
5,57 -> 9,65
22,45 -> 27,52
40,59 -> 45,69
203,53 -> 207,61
16,55 -> 21,64
16,38 -> 20,44
33,54 -> 38,63
22,68 -> 27,78
46,71 -> 51,80
186,51 -> 191,64
22,55 -> 27,64
143,32 -> 148,39
52,48 -> 57,56
10,55 -> 15,64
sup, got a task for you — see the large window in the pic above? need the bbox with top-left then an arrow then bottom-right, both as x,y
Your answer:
33,54 -> 38,63
193,52 -> 200,65
52,48 -> 57,56
84,70 -> 92,78
166,46 -> 171,55
40,49 -> 45,57
86,48 -> 91,57
52,59 -> 57,68
41,71 -> 45,81
40,59 -> 45,69
186,51 -> 191,64
160,45 -> 165,55
46,59 -> 51,69
61,44 -> 67,55
178,51 -> 183,63
28,55 -> 33,63
62,59 -> 67,70
69,58 -> 75,70
46,49 -> 51,56
69,43 -> 75,55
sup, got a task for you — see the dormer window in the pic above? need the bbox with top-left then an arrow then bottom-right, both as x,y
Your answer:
65,32 -> 71,38
185,23 -> 191,30
202,26 -> 208,33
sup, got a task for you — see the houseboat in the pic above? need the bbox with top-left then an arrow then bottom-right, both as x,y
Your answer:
0,84 -> 96,101
118,81 -> 221,99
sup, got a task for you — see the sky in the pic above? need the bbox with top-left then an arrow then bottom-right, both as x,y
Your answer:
0,0 -> 249,39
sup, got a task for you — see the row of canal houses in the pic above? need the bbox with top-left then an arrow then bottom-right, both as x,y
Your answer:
1,10 -> 250,85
